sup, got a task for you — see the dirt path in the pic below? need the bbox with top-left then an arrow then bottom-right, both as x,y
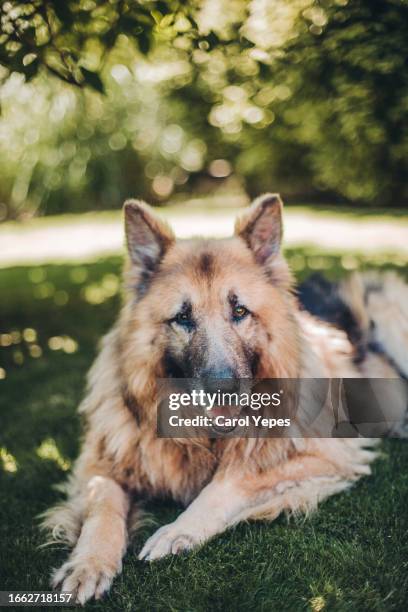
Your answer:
1,207 -> 407,267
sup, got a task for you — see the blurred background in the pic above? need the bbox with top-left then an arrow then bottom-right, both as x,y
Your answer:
0,2 -> 408,603
0,0 -> 407,380
0,0 -> 408,222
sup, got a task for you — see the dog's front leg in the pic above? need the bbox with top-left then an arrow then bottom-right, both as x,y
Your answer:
52,476 -> 129,604
138,444 -> 376,562
138,474 -> 249,561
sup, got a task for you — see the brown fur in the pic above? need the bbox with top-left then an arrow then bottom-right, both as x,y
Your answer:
42,194 -> 406,604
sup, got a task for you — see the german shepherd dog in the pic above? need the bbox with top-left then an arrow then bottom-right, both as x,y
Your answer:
43,195 -> 408,604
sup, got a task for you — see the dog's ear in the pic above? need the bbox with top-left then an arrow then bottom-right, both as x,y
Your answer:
235,193 -> 283,265
124,199 -> 175,279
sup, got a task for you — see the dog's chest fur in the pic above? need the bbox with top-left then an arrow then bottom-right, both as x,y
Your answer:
109,427 -> 218,505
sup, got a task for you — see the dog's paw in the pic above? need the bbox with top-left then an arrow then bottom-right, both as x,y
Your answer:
138,522 -> 201,561
51,556 -> 119,604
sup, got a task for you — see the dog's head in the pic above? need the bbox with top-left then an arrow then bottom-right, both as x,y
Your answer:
121,195 -> 300,390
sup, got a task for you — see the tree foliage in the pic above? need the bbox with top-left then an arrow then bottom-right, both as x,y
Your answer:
0,1 -> 201,90
0,0 -> 407,218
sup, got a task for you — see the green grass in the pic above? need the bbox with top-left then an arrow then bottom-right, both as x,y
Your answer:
1,250 -> 408,611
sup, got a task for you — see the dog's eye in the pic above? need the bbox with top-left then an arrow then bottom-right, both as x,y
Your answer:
171,308 -> 195,330
232,304 -> 249,322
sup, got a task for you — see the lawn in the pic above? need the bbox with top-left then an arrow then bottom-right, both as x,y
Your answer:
0,246 -> 407,611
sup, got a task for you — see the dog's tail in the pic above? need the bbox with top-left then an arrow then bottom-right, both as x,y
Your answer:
339,271 -> 408,379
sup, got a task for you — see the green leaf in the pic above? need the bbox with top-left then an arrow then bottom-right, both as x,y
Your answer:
151,10 -> 163,25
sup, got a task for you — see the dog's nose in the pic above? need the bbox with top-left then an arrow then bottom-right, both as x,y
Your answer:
201,367 -> 236,379
199,367 -> 238,393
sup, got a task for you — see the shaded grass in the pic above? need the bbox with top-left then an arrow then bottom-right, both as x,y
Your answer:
0,250 -> 407,611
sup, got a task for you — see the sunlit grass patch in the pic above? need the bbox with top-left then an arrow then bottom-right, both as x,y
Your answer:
36,438 -> 71,472
48,335 -> 78,354
69,266 -> 88,284
309,595 -> 326,612
0,333 -> 13,347
28,267 -> 46,283
81,273 -> 120,304
28,344 -> 43,358
0,447 -> 18,473
33,281 -> 55,300
22,328 -> 37,342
